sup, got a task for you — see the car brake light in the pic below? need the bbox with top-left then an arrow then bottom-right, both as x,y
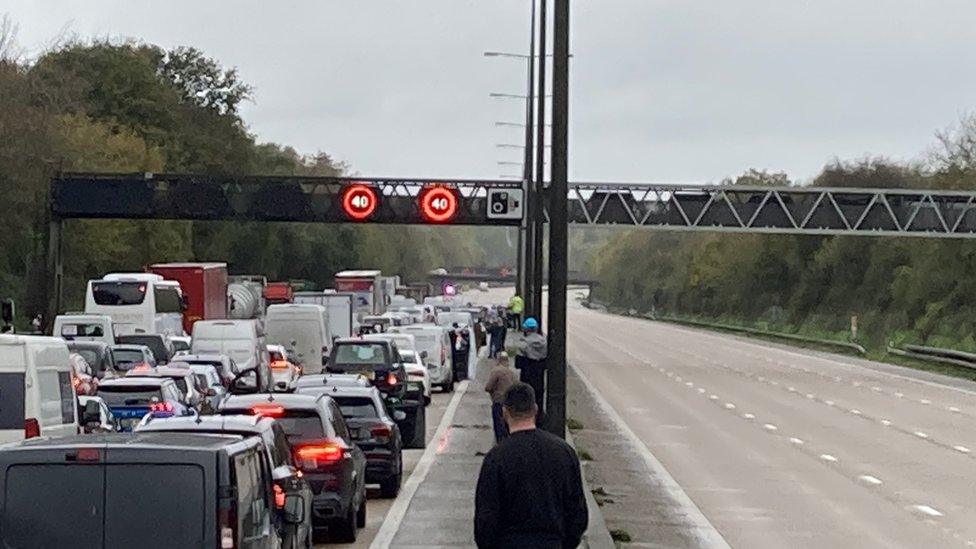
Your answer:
24,418 -> 39,439
130,363 -> 151,373
386,373 -> 398,386
370,424 -> 392,442
294,442 -> 344,468
270,360 -> 289,370
250,404 -> 285,418
72,448 -> 100,462
150,402 -> 174,413
273,483 -> 286,508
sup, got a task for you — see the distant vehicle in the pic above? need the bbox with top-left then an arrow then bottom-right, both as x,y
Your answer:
293,291 -> 355,339
381,310 -> 412,327
264,281 -> 294,305
77,395 -> 119,433
52,314 -> 116,346
334,270 -> 385,317
116,334 -> 173,365
127,364 -> 209,411
135,414 -> 314,548
150,262 -> 228,334
265,303 -> 331,374
68,352 -> 98,396
392,324 -> 454,392
0,433 -> 301,548
392,305 -> 424,324
435,311 -> 473,328
191,319 -> 268,373
360,315 -> 392,334
109,344 -> 157,373
67,341 -> 118,379
228,275 -> 267,319
363,333 -> 430,404
172,353 -> 238,387
0,334 -> 78,442
186,363 -> 226,409
327,338 -> 425,449
95,376 -> 188,431
478,281 -> 489,292
298,384 -> 405,498
268,344 -> 301,392
168,335 -> 191,354
220,393 -> 367,543
84,273 -> 184,337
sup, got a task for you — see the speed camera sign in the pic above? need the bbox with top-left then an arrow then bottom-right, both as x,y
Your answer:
487,189 -> 524,220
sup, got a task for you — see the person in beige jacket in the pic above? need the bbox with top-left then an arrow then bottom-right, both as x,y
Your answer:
485,352 -> 515,442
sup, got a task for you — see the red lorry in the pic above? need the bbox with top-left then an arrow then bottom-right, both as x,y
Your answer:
150,263 -> 228,335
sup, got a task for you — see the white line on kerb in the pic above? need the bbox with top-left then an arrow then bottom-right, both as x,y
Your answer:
789,437 -> 804,445
858,475 -> 883,486
370,380 -> 469,549
912,505 -> 944,517
820,454 -> 838,462
954,445 -> 971,454
570,363 -> 731,549
763,423 -> 777,431
743,413 -> 755,420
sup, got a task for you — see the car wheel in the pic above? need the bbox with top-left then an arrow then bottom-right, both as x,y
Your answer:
409,406 -> 427,449
442,380 -> 454,393
330,504 -> 358,543
356,498 -> 367,528
379,467 -> 401,498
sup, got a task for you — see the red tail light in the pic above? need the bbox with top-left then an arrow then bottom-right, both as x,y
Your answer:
24,418 -> 40,439
273,483 -> 286,508
250,404 -> 285,418
270,360 -> 289,370
150,402 -> 174,413
370,424 -> 392,438
294,442 -> 344,469
386,373 -> 398,386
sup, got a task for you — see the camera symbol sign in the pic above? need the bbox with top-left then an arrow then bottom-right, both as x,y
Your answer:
487,189 -> 524,220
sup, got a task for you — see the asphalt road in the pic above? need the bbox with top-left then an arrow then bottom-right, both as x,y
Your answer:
567,298 -> 976,548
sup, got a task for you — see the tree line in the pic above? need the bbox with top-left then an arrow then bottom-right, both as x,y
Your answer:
0,22 -> 512,326
590,118 -> 976,353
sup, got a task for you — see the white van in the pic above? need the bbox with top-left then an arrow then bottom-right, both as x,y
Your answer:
84,273 -> 184,337
190,320 -> 267,373
52,314 -> 116,346
391,324 -> 454,392
265,304 -> 331,374
0,335 -> 78,443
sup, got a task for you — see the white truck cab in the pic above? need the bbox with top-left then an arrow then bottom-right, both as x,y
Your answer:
0,334 -> 78,443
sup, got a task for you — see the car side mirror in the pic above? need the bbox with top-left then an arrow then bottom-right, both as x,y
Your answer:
205,388 -> 217,397
283,494 -> 305,524
229,369 -> 260,395
81,401 -> 101,425
180,295 -> 189,312
272,464 -> 299,482
393,410 -> 407,422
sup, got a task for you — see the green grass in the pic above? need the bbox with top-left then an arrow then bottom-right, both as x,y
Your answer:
566,417 -> 584,430
609,529 -> 632,543
576,447 -> 593,461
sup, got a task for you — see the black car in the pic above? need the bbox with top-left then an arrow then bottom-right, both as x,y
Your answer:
0,432 -> 303,548
116,334 -> 173,365
327,338 -> 426,449
299,384 -> 405,498
67,341 -> 118,379
219,393 -> 367,543
136,414 -> 314,548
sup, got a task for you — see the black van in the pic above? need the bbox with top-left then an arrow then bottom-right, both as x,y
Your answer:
0,432 -> 305,549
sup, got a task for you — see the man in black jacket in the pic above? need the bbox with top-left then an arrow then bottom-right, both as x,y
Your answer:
474,383 -> 588,548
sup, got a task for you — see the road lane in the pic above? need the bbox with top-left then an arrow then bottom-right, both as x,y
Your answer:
566,301 -> 976,548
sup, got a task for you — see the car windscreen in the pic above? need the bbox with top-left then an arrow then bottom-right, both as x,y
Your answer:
234,410 -> 325,443
2,464 -> 103,548
74,349 -> 101,369
117,336 -> 168,364
113,349 -> 146,367
98,386 -> 162,406
168,377 -> 188,395
332,343 -> 387,369
104,464 -> 205,547
92,281 -> 147,305
400,350 -> 417,364
334,397 -> 378,419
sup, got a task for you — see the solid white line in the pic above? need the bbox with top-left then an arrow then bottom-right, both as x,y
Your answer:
912,504 -> 943,517
571,363 -> 731,548
370,380 -> 469,549
954,445 -> 971,454
820,454 -> 838,462
858,475 -> 883,486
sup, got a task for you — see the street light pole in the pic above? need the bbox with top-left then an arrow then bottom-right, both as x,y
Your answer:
531,0 -> 547,324
521,0 -> 537,308
545,0 -> 570,437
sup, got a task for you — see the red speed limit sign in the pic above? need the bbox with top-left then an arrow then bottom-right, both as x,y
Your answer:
340,183 -> 378,221
419,185 -> 458,223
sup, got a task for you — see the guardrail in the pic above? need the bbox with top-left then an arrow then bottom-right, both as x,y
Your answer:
886,344 -> 976,370
655,316 -> 867,355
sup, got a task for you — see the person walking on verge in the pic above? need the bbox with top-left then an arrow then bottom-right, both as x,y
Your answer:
474,383 -> 588,548
484,352 -> 515,443
514,317 -> 547,414
507,294 -> 524,329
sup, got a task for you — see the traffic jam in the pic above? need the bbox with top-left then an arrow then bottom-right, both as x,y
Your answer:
0,264 -> 484,547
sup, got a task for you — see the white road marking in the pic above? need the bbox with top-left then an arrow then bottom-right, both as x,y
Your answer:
769,380 -> 779,386
570,363 -> 731,549
852,382 -> 861,387
825,400 -> 835,406
850,409 -> 862,415
912,505 -> 943,517
894,392 -> 904,398
858,475 -> 883,486
757,376 -> 765,382
920,399 -> 931,405
949,406 -> 961,413
789,437 -> 804,445
872,386 -> 883,392
820,454 -> 838,462
834,376 -> 842,382
880,419 -> 892,426
914,431 -> 929,439
805,393 -> 815,399
787,386 -> 797,392
371,380 -> 469,549
743,413 -> 755,420
724,403 -> 736,410
709,394 -> 718,400
954,445 -> 971,454
763,423 -> 778,431
697,388 -> 706,394
675,376 -> 682,381
685,382 -> 694,387
666,372 -> 674,377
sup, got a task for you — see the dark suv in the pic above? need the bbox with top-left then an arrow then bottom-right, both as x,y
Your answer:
219,393 -> 367,543
299,384 -> 404,498
0,433 -> 304,548
135,414 -> 314,548
327,338 -> 426,449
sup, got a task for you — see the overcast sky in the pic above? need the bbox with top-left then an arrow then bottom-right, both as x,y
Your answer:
6,1 -> 976,183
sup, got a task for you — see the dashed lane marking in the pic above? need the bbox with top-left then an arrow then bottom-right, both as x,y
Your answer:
858,475 -> 883,486
914,431 -> 929,439
789,437 -> 804,445
763,423 -> 778,431
954,445 -> 971,454
743,413 -> 755,420
819,454 -> 838,462
912,505 -> 943,518
724,403 -> 736,410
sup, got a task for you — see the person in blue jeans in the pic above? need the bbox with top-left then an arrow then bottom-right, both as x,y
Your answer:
484,352 -> 515,442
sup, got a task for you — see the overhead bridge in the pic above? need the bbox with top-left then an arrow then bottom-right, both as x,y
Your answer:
51,173 -> 976,237
427,271 -> 596,289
